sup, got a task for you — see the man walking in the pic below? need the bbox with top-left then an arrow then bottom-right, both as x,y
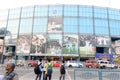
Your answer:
3,62 -> 19,80
45,59 -> 53,80
59,60 -> 66,80
36,58 -> 43,80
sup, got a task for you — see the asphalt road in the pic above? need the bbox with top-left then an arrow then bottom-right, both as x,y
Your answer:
0,66 -> 76,80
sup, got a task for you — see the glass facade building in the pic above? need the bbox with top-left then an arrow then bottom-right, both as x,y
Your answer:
0,5 -> 120,62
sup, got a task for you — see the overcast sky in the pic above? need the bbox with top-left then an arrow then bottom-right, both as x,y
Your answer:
0,0 -> 120,9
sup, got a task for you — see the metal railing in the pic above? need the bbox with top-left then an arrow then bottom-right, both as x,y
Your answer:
74,69 -> 120,80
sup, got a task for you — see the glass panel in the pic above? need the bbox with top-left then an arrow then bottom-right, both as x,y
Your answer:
30,34 -> 47,54
95,19 -> 109,35
63,34 -> 78,55
16,35 -> 31,55
79,35 -> 95,57
33,18 -> 47,33
48,17 -> 62,33
9,8 -> 21,19
79,18 -> 93,34
94,7 -> 107,18
34,6 -> 48,17
21,7 -> 34,18
108,8 -> 120,20
79,6 -> 93,17
47,34 -> 62,55
64,18 -> 78,33
7,19 -> 19,34
49,6 -> 62,16
110,20 -> 120,36
5,35 -> 17,45
19,18 -> 32,34
0,10 -> 8,20
64,6 -> 78,16
0,21 -> 7,35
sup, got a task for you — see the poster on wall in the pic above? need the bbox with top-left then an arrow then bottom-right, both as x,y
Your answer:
79,35 -> 95,56
30,34 -> 46,54
16,35 -> 31,54
111,38 -> 120,55
80,47 -> 95,56
79,35 -> 95,47
47,34 -> 62,55
96,36 -> 110,46
63,34 -> 78,55
5,35 -> 17,45
47,17 -> 62,33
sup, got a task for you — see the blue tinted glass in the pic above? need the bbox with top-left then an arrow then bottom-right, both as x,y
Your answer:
64,6 -> 78,16
21,7 -> 34,18
110,20 -> 120,36
9,8 -> 21,19
64,18 -> 78,33
49,6 -> 63,16
108,8 -> 120,20
19,18 -> 33,34
34,6 -> 48,17
95,19 -> 109,35
33,18 -> 47,33
94,7 -> 107,18
79,6 -> 93,17
79,18 -> 93,34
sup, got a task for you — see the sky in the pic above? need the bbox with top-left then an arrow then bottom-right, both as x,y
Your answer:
0,0 -> 120,9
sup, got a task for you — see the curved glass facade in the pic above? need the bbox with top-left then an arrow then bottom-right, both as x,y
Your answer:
1,5 -> 120,61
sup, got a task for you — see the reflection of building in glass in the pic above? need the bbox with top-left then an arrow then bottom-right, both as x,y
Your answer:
1,5 -> 120,62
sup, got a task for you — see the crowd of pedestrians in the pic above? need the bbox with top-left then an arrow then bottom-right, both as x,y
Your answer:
35,58 -> 66,80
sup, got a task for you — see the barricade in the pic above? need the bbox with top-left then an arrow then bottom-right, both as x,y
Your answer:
74,69 -> 120,80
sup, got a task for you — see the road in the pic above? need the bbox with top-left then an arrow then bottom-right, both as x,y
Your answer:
0,66 -> 76,80
1,66 -> 120,80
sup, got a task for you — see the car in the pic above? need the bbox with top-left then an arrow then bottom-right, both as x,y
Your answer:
52,61 -> 61,67
66,61 -> 84,68
28,61 -> 38,67
97,60 -> 115,69
8,59 -> 24,66
85,60 -> 99,68
16,60 -> 24,66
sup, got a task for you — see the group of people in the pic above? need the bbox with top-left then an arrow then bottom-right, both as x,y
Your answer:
35,58 -> 66,80
1,58 -> 66,80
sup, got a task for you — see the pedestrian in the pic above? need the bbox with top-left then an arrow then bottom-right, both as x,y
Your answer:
45,59 -> 53,80
42,60 -> 47,80
35,58 -> 43,80
59,60 -> 66,80
2,62 -> 19,80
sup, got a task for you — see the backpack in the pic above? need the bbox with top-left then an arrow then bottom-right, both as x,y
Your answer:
34,63 -> 42,74
60,65 -> 65,74
47,63 -> 52,75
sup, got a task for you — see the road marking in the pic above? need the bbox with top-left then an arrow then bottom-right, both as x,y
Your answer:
66,69 -> 72,80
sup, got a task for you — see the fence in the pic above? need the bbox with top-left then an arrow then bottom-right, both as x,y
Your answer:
74,69 -> 120,80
